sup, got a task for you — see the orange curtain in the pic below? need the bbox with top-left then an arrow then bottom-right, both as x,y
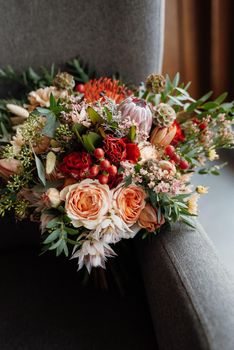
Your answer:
163,0 -> 234,99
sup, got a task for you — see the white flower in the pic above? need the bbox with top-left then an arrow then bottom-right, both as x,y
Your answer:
72,238 -> 116,273
91,210 -> 135,244
139,142 -> 159,164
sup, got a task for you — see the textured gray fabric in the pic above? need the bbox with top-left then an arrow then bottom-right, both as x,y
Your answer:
0,0 -> 164,84
137,220 -> 234,350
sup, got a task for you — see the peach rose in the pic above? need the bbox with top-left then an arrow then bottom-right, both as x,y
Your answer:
113,184 -> 146,226
60,179 -> 112,229
138,203 -> 165,232
0,158 -> 22,180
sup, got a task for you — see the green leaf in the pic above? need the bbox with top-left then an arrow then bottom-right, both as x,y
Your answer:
36,107 -> 51,115
34,153 -> 46,186
215,92 -> 228,105
87,107 -> 103,124
104,107 -> 112,123
128,125 -> 136,142
173,72 -> 180,87
65,227 -> 79,235
124,175 -> 132,187
202,101 -> 218,110
43,229 -> 60,244
46,217 -> 60,228
42,112 -> 58,138
49,238 -> 63,250
49,93 -> 57,109
82,132 -> 101,152
199,91 -> 213,103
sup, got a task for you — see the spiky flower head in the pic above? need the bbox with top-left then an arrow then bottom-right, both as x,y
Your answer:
53,72 -> 75,90
146,74 -> 166,94
152,103 -> 176,127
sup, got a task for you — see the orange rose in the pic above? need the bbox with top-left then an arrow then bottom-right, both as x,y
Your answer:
0,158 -> 22,180
138,203 -> 165,232
113,185 -> 146,226
60,179 -> 112,229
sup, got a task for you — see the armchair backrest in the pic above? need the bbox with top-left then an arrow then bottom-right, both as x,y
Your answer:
0,0 -> 165,83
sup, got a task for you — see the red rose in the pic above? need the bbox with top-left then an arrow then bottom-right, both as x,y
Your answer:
59,152 -> 92,179
171,121 -> 185,146
103,136 -> 127,164
126,143 -> 140,163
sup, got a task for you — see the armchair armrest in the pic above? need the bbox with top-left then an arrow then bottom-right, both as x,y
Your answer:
137,220 -> 234,350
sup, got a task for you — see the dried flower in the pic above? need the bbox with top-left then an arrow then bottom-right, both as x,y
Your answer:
196,186 -> 208,194
0,158 -> 22,180
208,149 -> 219,161
187,194 -> 199,215
53,72 -> 75,90
72,238 -> 116,273
28,86 -> 68,109
146,74 -> 166,94
152,103 -> 176,127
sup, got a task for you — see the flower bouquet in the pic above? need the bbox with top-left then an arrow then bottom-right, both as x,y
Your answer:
0,61 -> 233,273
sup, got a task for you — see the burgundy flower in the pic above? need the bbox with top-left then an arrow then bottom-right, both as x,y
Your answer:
103,136 -> 127,164
59,152 -> 92,179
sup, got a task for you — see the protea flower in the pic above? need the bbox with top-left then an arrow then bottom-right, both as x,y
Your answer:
150,125 -> 177,147
118,97 -> 153,135
82,78 -> 132,103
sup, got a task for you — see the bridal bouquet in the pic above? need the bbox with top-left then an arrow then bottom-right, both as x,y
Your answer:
0,62 -> 233,272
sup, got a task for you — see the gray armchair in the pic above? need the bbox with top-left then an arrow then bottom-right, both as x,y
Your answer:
1,1 -> 234,349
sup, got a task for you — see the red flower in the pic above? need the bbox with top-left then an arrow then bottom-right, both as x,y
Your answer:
103,136 -> 127,164
126,143 -> 140,163
59,152 -> 92,179
171,121 -> 185,146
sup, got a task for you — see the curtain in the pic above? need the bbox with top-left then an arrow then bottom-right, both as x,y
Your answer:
163,0 -> 234,99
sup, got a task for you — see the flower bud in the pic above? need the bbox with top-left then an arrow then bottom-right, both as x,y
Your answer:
6,104 -> 29,118
53,72 -> 75,90
46,188 -> 61,208
150,125 -> 177,147
0,158 -> 22,180
159,160 -> 176,174
146,74 -> 166,94
138,203 -> 165,232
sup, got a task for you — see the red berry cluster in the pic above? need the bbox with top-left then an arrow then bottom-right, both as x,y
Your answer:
165,145 -> 189,170
91,148 -> 118,184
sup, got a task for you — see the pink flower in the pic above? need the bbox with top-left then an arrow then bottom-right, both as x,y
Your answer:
0,158 -> 22,180
118,97 -> 153,135
138,203 -> 165,232
113,184 -> 146,226
60,179 -> 112,229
